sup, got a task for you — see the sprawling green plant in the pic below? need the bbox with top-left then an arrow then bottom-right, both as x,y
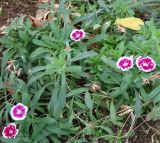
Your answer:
0,0 -> 160,143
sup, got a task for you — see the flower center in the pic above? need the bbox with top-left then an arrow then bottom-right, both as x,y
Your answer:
142,62 -> 148,67
9,130 -> 13,134
16,109 -> 22,115
75,33 -> 80,38
123,62 -> 129,66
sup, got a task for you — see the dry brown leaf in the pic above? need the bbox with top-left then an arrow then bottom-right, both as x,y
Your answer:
149,73 -> 160,81
117,25 -> 126,33
4,82 -> 15,94
0,25 -> 7,35
142,78 -> 150,84
71,12 -> 81,17
29,16 -> 44,27
6,60 -> 15,72
118,105 -> 133,116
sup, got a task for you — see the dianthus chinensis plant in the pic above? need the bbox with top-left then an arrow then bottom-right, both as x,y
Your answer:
0,0 -> 160,142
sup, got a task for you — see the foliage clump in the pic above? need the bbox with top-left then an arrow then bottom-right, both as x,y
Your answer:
0,0 -> 160,142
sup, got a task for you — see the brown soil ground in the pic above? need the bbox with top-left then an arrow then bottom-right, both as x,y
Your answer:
0,1 -> 160,143
128,118 -> 160,143
0,0 -> 37,27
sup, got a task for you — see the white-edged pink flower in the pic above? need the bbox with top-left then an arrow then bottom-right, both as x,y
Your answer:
10,103 -> 28,121
116,56 -> 134,71
2,123 -> 19,138
70,29 -> 85,41
136,56 -> 156,72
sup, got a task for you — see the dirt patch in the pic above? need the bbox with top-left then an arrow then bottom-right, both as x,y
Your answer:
0,0 -> 37,27
129,118 -> 160,143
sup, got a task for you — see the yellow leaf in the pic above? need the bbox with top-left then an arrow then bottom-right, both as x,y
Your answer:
115,17 -> 144,31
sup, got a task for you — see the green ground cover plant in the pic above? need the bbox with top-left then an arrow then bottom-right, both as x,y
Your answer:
0,0 -> 160,142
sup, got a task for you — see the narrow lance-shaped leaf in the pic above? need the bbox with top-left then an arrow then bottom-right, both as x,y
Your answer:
54,73 -> 67,119
85,92 -> 93,110
110,101 -> 117,124
134,89 -> 142,117
48,77 -> 60,113
71,51 -> 97,62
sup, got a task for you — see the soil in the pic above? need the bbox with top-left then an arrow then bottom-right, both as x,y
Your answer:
0,0 -> 37,27
129,118 -> 160,143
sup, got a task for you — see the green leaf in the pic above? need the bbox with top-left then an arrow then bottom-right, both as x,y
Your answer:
31,83 -> 53,109
67,88 -> 88,97
53,73 -> 67,119
32,39 -> 50,47
30,66 -> 46,74
27,70 -> 56,86
110,101 -> 117,124
46,126 -> 69,135
0,36 -> 13,45
71,51 -> 97,62
48,78 -> 60,113
0,109 -> 4,122
27,72 -> 45,86
110,72 -> 133,97
1,50 -> 10,77
36,116 -> 56,124
50,136 -> 61,143
153,93 -> 160,103
93,24 -> 101,30
0,77 -> 4,89
101,21 -> 111,34
145,85 -> 160,101
98,0 -> 106,7
134,90 -> 142,117
66,66 -> 82,74
18,30 -> 29,41
101,55 -> 119,71
32,39 -> 56,49
31,124 -> 45,140
22,93 -> 30,106
72,14 -> 90,25
146,106 -> 160,121
85,34 -> 107,46
0,137 -> 18,143
99,126 -> 113,135
30,48 -> 48,59
85,92 -> 93,110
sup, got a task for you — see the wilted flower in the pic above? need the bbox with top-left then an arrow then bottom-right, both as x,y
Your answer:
90,82 -> 101,92
70,29 -> 85,41
2,123 -> 19,138
116,56 -> 134,71
136,56 -> 156,72
117,25 -> 126,33
142,77 -> 150,84
10,103 -> 28,121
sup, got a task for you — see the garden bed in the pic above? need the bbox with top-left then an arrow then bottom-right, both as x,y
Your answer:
0,1 -> 160,143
